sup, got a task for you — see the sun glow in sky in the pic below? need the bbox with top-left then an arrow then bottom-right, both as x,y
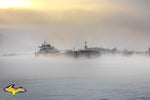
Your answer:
0,0 -> 31,8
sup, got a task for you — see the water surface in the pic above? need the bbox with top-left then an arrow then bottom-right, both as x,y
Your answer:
0,55 -> 150,100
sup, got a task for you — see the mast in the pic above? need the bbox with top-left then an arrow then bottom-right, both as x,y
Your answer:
148,47 -> 150,55
85,41 -> 88,49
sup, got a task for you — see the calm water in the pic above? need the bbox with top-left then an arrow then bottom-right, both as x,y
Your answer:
0,55 -> 150,100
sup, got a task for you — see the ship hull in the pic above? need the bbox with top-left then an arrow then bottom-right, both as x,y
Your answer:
65,50 -> 100,58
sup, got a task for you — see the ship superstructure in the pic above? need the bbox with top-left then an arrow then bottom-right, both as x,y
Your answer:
35,41 -> 59,56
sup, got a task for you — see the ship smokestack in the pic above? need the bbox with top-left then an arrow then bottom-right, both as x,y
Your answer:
85,41 -> 88,50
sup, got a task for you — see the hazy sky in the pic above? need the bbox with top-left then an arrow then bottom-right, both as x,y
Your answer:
0,0 -> 150,53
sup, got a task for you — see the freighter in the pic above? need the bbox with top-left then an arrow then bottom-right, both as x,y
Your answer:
35,41 -> 100,57
35,41 -> 59,56
35,41 -> 149,57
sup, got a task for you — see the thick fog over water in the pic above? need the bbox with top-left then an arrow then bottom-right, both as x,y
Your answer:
0,55 -> 150,80
0,55 -> 150,100
1,0 -> 150,99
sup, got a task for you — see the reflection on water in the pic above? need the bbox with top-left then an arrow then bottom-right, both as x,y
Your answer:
0,55 -> 150,100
